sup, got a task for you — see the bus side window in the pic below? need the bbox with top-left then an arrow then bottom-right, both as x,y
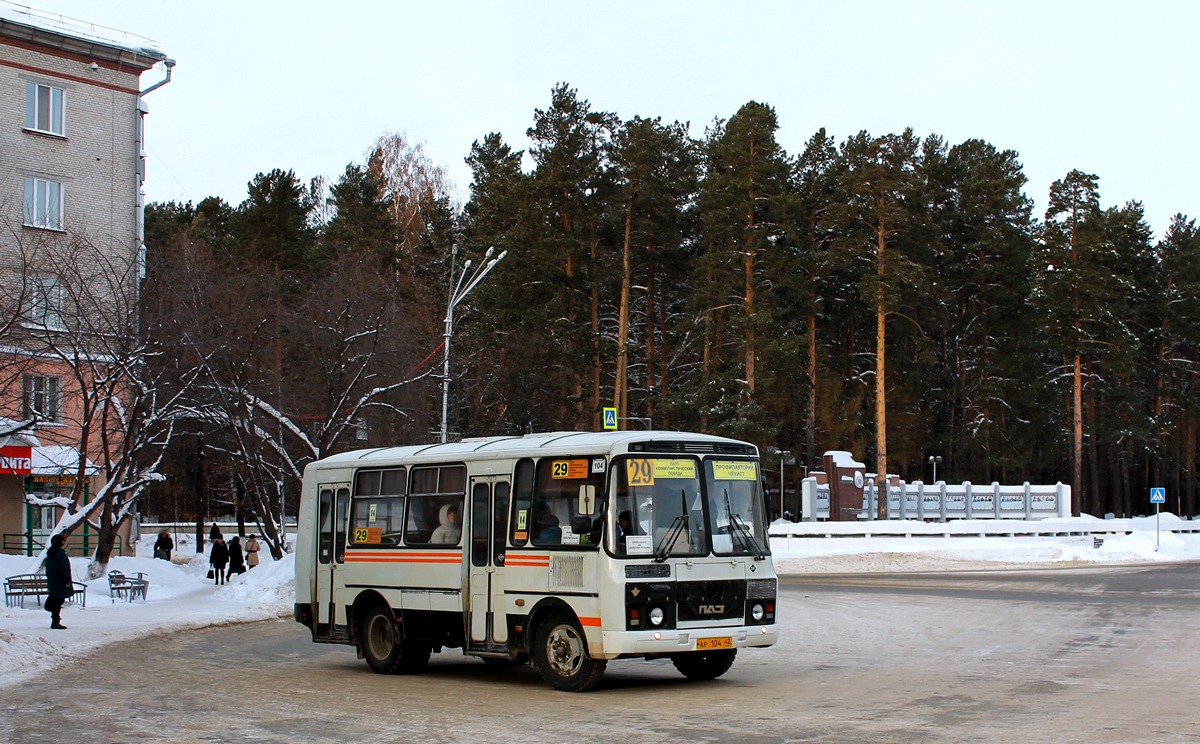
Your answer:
510,458 -> 534,547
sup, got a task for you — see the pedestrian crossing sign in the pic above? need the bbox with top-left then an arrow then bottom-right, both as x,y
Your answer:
602,407 -> 617,430
1150,487 -> 1166,504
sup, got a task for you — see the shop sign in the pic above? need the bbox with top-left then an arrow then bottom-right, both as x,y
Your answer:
0,446 -> 33,475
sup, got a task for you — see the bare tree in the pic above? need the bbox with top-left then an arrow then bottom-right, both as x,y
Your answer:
158,241 -> 433,559
14,233 -> 197,576
367,131 -> 457,271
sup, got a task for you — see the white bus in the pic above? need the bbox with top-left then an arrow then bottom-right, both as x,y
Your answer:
294,431 -> 778,691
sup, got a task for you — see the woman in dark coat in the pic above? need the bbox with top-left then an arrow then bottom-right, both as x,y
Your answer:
153,530 -> 173,560
227,536 -> 246,577
209,534 -> 229,585
44,533 -> 72,630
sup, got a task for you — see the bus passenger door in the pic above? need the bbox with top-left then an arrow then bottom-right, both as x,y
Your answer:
467,477 -> 510,651
315,483 -> 350,639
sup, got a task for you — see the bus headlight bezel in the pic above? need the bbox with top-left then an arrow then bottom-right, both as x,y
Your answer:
648,606 -> 665,626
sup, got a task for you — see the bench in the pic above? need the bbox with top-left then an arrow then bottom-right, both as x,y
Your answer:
108,571 -> 149,602
4,574 -> 87,608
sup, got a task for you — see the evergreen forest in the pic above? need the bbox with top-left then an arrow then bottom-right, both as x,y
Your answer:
142,84 -> 1200,522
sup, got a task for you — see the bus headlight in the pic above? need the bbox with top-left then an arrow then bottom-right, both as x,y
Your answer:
751,603 -> 765,622
649,606 -> 665,626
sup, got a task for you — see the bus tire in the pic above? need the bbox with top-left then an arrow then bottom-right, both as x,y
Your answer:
671,649 -> 737,681
360,606 -> 431,675
534,613 -> 606,692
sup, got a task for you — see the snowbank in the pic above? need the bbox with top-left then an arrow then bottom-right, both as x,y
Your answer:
0,535 -> 294,689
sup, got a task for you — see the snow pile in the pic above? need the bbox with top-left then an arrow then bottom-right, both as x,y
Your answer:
0,536 -> 294,689
2,515 -> 1198,690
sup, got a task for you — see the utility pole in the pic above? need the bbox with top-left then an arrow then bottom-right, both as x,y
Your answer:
441,247 -> 506,443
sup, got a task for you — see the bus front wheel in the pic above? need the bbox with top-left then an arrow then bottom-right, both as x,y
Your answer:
671,649 -> 737,681
360,605 -> 431,675
534,613 -> 606,692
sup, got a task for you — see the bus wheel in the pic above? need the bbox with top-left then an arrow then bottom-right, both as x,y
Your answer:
534,613 -> 606,692
671,649 -> 737,681
360,606 -> 431,675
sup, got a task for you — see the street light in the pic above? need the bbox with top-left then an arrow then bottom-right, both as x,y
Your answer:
928,455 -> 943,484
441,246 -> 506,443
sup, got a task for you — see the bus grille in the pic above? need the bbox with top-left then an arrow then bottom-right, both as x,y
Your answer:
676,580 -> 746,622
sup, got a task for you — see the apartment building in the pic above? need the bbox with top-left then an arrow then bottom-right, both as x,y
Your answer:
0,4 -> 171,555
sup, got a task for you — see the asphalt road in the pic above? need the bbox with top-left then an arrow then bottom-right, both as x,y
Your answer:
3,563 -> 1198,743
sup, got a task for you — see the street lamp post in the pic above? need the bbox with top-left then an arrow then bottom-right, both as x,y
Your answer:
928,455 -> 943,483
441,246 -> 506,443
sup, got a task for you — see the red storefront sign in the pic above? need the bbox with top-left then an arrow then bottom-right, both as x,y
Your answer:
0,445 -> 33,475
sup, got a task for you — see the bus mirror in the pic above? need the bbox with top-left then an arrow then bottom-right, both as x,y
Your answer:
570,515 -> 592,534
578,484 -> 596,515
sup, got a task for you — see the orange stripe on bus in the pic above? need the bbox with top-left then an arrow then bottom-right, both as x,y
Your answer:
344,556 -> 461,564
578,616 -> 601,627
345,551 -> 461,558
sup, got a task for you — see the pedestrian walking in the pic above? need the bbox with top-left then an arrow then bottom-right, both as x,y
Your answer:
153,530 -> 173,561
44,533 -> 72,630
209,533 -> 228,585
228,536 -> 246,577
244,534 -> 261,569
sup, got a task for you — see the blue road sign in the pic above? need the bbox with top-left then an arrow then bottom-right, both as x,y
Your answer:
1150,487 -> 1166,504
602,407 -> 617,430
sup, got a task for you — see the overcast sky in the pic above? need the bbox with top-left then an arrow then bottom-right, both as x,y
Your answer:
27,0 -> 1200,239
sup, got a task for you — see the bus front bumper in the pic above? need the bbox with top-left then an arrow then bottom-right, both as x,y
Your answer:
600,623 -> 778,658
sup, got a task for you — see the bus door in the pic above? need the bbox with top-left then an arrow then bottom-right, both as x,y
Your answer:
314,482 -> 350,639
466,476 -> 510,651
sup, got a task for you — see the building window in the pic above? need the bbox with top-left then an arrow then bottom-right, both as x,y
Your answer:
24,375 -> 62,422
29,275 -> 64,329
23,176 -> 64,230
25,82 -> 65,135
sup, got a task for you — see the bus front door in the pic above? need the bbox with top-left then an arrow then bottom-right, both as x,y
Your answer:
467,477 -> 510,652
314,483 -> 350,640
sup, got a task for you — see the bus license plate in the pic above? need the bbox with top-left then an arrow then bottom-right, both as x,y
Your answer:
696,637 -> 733,650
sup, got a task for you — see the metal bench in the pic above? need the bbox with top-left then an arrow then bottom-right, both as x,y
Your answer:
4,573 -> 87,608
108,571 -> 149,602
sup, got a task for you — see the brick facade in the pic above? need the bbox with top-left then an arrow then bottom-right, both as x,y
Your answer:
0,7 -> 169,554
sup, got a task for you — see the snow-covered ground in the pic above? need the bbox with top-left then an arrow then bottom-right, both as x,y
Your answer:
2,515 -> 1198,691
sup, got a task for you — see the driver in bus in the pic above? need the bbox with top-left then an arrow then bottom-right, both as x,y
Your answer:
533,502 -> 561,545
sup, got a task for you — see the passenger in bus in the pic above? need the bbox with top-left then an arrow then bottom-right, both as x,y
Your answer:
532,502 -> 561,545
430,503 -> 462,545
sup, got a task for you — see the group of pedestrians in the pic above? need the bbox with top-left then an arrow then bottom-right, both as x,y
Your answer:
207,526 -> 261,585
39,524 -> 268,630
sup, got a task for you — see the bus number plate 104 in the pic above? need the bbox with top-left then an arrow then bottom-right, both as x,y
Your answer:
695,637 -> 733,651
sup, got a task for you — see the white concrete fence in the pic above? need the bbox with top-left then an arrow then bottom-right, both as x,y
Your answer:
801,478 -> 1073,521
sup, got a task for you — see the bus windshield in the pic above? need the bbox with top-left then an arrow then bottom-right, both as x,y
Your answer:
704,459 -> 769,558
611,456 -> 768,559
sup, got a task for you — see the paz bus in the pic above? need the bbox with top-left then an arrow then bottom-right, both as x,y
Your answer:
294,430 -> 778,691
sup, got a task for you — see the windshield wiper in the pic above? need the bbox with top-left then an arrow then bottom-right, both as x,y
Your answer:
724,489 -> 765,561
653,489 -> 690,563
652,515 -> 688,563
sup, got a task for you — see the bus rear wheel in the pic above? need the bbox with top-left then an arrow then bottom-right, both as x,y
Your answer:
360,606 -> 431,675
534,613 -> 606,692
671,649 -> 737,681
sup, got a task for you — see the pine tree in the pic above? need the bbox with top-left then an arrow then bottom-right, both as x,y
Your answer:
824,130 -> 924,516
688,102 -> 793,442
608,115 -> 698,429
